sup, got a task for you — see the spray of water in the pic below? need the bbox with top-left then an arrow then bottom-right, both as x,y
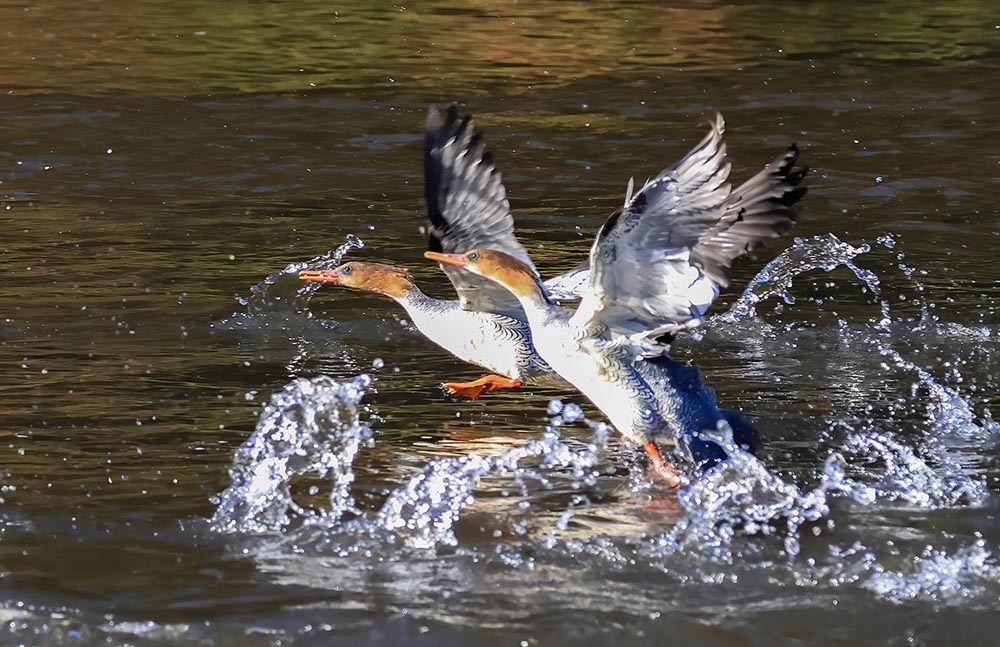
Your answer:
212,376 -> 613,549
210,232 -> 1000,608
210,374 -> 373,534
720,233 -> 878,322
238,234 -> 364,315
863,538 -> 1000,605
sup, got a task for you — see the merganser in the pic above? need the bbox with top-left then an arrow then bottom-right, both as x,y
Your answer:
301,105 -> 578,399
426,114 -> 807,484
300,259 -> 563,396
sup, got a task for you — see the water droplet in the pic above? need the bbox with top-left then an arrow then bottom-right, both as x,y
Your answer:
562,403 -> 584,422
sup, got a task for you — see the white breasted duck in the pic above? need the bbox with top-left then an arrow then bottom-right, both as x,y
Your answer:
426,114 -> 807,483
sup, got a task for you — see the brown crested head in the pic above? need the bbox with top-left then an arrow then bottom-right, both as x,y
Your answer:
424,249 -> 542,299
298,261 -> 416,298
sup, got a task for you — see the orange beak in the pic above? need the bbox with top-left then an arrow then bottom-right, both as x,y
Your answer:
298,269 -> 341,284
424,251 -> 469,267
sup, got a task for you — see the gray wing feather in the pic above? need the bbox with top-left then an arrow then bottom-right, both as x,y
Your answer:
542,259 -> 590,300
572,114 -> 806,340
690,144 -> 807,286
571,114 -> 732,338
424,104 -> 537,316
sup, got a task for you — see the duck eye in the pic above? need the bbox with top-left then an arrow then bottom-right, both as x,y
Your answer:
341,265 -> 353,274
468,252 -> 480,262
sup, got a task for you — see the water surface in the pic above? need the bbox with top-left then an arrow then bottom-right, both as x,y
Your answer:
2,1 -> 1000,645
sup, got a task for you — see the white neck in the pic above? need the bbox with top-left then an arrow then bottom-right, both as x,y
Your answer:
391,288 -> 442,320
514,291 -> 558,329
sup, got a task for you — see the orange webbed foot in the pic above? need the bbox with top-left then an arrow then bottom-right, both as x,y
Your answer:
642,441 -> 682,487
443,375 -> 523,400
443,381 -> 489,400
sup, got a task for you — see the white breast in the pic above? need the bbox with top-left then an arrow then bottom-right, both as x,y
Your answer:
406,307 -> 524,378
531,326 -> 642,440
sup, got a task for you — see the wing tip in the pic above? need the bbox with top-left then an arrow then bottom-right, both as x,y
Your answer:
773,143 -> 810,207
425,102 -> 468,144
711,111 -> 726,135
425,102 -> 457,133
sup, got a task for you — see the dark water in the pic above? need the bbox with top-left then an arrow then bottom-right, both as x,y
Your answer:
3,1 -> 1000,644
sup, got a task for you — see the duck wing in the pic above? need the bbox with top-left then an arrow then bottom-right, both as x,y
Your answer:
424,104 -> 536,317
571,114 -> 806,342
690,143 -> 807,287
542,258 -> 590,300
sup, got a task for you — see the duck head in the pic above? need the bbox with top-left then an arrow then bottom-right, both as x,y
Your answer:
298,261 -> 415,298
424,249 -> 543,300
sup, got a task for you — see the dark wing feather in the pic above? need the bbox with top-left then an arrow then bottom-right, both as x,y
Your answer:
690,144 -> 808,287
424,104 -> 537,316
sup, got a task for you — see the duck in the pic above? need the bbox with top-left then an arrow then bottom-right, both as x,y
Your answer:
301,105 -> 578,399
425,114 -> 807,484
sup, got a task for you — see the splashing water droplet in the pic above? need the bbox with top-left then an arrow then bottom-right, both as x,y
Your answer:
562,403 -> 584,423
242,234 -> 364,316
210,374 -> 373,534
718,234 -> 875,323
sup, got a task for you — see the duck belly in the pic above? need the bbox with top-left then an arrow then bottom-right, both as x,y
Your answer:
410,308 -> 527,378
533,335 -> 653,444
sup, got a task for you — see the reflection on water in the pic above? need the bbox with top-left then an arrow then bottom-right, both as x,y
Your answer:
3,0 -> 1000,644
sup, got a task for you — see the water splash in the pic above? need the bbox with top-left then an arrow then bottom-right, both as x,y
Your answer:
794,233 -> 1000,509
375,403 -> 614,549
207,230 -> 1000,621
213,327 -> 991,561
815,332 -> 995,511
375,453 -> 493,549
864,539 -> 1000,605
210,374 -> 373,534
212,380 -> 613,549
875,341 -> 1000,443
710,230 -> 994,501
719,233 -> 881,323
653,424 -> 848,561
836,430 -> 986,507
646,231 -> 998,567
212,369 -> 973,567
238,234 -> 364,315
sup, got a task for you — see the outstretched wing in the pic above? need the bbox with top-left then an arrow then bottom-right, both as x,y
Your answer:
571,114 -> 806,341
424,104 -> 537,316
542,258 -> 590,300
690,144 -> 807,286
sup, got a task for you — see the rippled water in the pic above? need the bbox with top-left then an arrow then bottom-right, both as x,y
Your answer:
3,1 -> 1000,644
